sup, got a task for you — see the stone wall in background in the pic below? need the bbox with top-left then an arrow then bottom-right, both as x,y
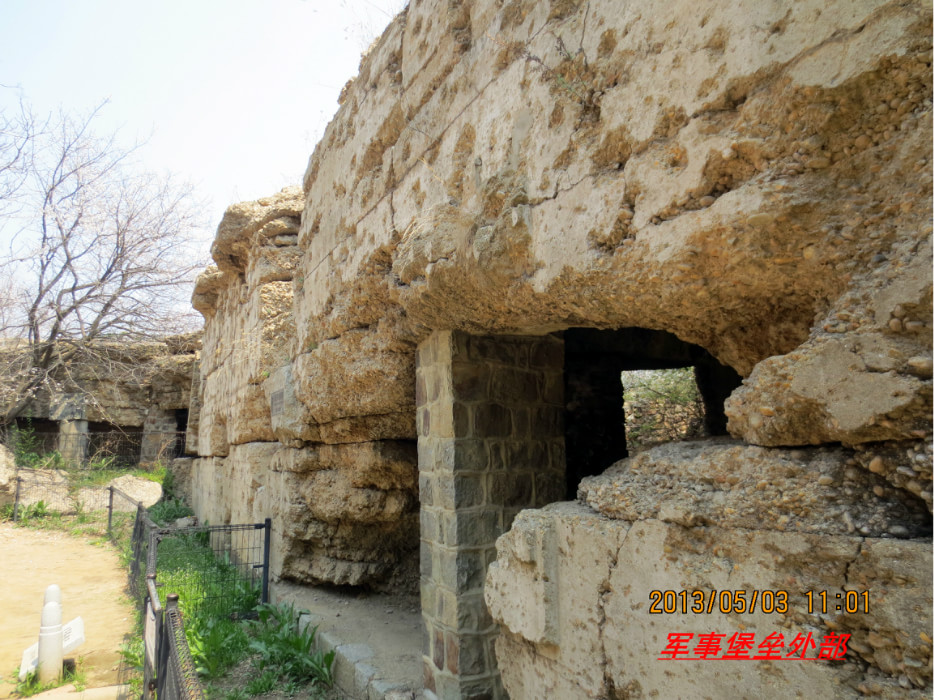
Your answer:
8,335 -> 198,468
189,0 -> 932,695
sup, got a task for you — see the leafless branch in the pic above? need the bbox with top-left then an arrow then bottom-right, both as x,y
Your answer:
0,101 -> 206,422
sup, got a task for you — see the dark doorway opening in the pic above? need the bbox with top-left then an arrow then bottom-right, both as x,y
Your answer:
174,409 -> 189,457
563,327 -> 741,498
13,417 -> 59,453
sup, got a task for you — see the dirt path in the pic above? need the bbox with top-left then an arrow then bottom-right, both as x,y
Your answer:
0,524 -> 135,698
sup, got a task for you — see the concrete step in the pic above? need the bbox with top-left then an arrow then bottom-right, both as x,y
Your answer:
271,581 -> 426,700
28,684 -> 130,700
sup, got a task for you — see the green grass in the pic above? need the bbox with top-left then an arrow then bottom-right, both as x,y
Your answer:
66,460 -> 166,489
150,538 -> 334,696
155,533 -> 260,618
13,664 -> 86,697
187,616 -> 250,679
4,502 -> 116,541
148,498 -> 194,526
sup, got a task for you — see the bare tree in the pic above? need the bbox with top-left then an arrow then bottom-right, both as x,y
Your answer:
0,97 -> 34,217
0,101 -> 206,423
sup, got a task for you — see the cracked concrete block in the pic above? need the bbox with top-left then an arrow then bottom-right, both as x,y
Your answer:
487,502 -> 630,695
379,689 -> 417,700
316,629 -> 340,655
334,643 -> 375,696
354,661 -> 378,695
339,643 -> 375,663
487,501 -> 933,699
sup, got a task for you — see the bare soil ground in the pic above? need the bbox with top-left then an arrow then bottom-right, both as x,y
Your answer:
0,523 -> 135,698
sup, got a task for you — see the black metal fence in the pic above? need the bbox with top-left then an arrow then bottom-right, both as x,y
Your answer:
4,430 -> 186,470
10,469 -> 149,519
122,507 -> 271,615
112,492 -> 271,700
143,584 -> 204,700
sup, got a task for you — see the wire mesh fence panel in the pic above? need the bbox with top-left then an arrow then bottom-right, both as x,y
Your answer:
12,471 -> 74,516
164,599 -> 205,700
9,432 -> 183,522
98,494 -> 270,699
108,486 -> 142,540
85,431 -> 144,468
128,508 -> 158,600
3,430 -> 185,470
12,472 -> 113,518
152,522 -> 269,619
142,586 -> 205,700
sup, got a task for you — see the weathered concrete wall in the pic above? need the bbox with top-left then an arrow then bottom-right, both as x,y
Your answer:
13,337 -> 197,430
487,499 -> 931,699
190,189 -> 420,588
189,0 -> 932,695
292,0 -> 930,451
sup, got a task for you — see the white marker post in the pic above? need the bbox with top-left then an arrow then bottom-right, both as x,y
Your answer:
44,585 -> 62,607
19,617 -> 85,681
37,585 -> 64,684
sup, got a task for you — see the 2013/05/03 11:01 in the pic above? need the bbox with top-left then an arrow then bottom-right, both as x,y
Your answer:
806,590 -> 871,614
647,589 -> 871,615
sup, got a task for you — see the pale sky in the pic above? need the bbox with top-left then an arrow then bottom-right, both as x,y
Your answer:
0,0 -> 406,252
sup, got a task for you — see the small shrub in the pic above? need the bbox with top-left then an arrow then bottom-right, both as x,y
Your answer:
187,617 -> 249,679
248,603 -> 335,688
244,669 -> 278,696
18,500 -> 49,522
160,468 -> 177,500
4,424 -> 63,470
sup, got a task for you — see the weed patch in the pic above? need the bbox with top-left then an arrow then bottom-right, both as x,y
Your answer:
13,664 -> 86,698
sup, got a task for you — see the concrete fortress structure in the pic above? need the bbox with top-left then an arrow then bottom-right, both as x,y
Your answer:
6,335 -> 198,467
188,0 -> 932,697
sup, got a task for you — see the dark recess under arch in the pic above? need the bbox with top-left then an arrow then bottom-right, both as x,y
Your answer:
563,327 -> 742,498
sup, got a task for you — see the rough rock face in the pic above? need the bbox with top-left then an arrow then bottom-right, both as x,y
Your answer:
291,0 -> 931,451
485,441 -> 932,697
11,337 -> 198,429
486,502 -> 932,699
190,188 -> 419,589
579,440 -> 930,537
193,187 -> 304,456
189,0 -> 932,694
0,444 -> 14,506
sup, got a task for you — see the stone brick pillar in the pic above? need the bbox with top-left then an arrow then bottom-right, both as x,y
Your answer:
416,331 -> 564,700
141,409 -> 178,463
57,419 -> 88,466
52,395 -> 87,466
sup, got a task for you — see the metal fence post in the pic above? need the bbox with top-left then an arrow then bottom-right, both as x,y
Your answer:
159,594 -> 179,700
13,476 -> 22,521
107,486 -> 114,535
262,518 -> 271,605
